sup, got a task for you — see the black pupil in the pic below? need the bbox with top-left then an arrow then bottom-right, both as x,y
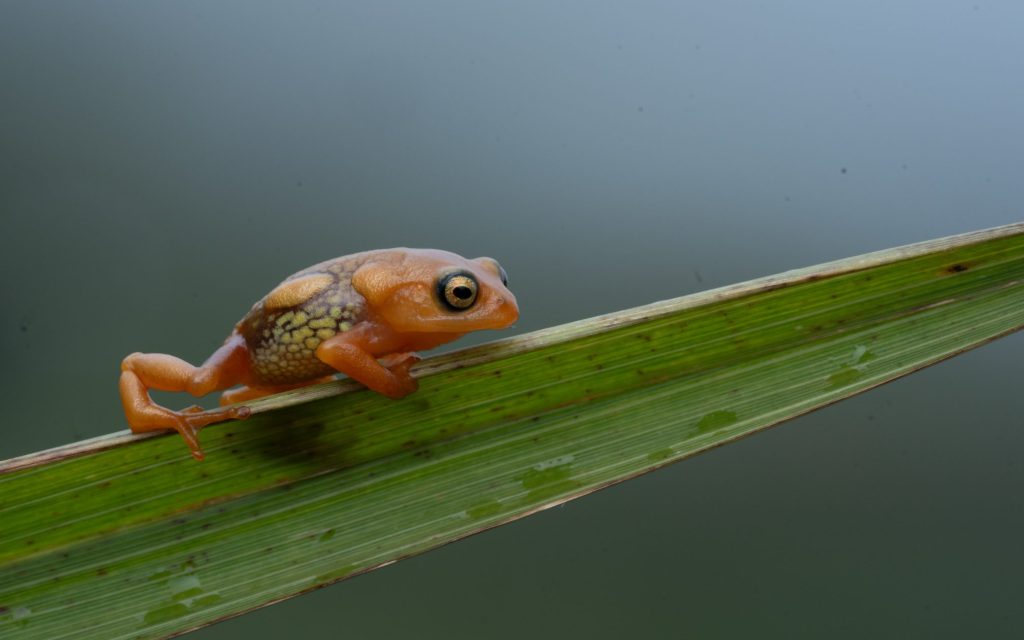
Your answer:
453,285 -> 473,300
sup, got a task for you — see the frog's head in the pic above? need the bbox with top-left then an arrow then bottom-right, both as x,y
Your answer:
352,249 -> 519,333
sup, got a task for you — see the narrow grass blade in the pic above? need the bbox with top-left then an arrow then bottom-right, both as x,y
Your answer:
1,224 -> 1022,639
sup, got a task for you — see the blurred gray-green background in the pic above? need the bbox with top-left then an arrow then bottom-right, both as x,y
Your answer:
2,1 -> 1022,637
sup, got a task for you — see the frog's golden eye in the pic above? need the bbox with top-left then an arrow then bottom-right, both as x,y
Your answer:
438,272 -> 479,311
477,257 -> 509,287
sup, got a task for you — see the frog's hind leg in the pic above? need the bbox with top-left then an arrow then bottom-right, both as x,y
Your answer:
218,376 -> 336,406
119,332 -> 253,460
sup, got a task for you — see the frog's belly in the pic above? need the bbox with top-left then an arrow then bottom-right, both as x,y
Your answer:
249,341 -> 336,386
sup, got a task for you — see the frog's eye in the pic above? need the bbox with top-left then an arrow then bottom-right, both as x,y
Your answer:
438,272 -> 479,311
477,257 -> 509,286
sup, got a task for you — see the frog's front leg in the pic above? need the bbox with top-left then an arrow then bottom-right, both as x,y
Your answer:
119,333 -> 252,460
315,334 -> 420,399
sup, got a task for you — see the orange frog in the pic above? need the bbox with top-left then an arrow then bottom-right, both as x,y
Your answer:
120,249 -> 519,460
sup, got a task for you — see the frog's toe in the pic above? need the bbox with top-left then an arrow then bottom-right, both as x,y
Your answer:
385,352 -> 421,375
174,405 -> 252,460
382,357 -> 419,399
182,405 -> 251,430
228,405 -> 252,420
169,419 -> 204,461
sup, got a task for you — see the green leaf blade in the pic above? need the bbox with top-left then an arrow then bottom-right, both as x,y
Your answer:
1,224 -> 1022,638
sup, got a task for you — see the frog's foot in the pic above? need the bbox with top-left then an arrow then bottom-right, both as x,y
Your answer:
380,352 -> 421,391
175,405 -> 251,458
378,352 -> 420,371
180,405 -> 250,460
379,353 -> 420,399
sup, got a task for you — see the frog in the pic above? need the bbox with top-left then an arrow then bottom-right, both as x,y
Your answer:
119,248 -> 519,460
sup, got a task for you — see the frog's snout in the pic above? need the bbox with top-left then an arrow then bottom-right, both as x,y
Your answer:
493,292 -> 520,328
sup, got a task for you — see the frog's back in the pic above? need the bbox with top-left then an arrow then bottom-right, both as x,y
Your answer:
237,252 -> 384,385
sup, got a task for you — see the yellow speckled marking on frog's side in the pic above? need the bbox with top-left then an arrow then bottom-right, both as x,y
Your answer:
264,273 -> 334,310
237,255 -> 372,385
